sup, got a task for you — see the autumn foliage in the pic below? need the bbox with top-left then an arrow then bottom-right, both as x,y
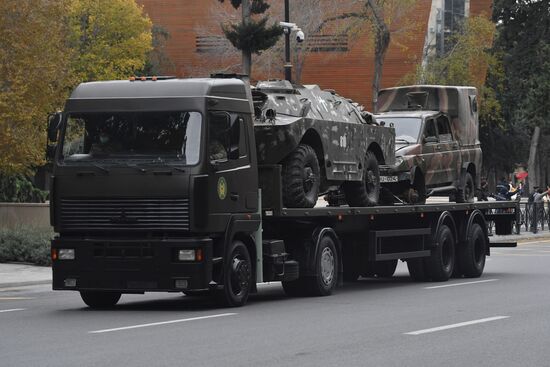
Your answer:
0,0 -> 152,174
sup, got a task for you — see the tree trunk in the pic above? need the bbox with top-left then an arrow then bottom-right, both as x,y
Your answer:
366,0 -> 390,112
241,0 -> 252,78
527,126 -> 541,193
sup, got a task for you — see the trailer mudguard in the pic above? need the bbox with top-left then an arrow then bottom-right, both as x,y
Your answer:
433,211 -> 458,246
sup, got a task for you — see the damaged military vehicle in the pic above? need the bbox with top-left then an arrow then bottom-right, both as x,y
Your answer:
252,80 -> 394,208
376,85 -> 482,204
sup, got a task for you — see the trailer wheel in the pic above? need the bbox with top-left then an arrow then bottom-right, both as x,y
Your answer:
343,151 -> 380,207
306,236 -> 338,296
219,240 -> 251,307
282,144 -> 320,208
425,225 -> 455,281
458,223 -> 486,278
374,260 -> 398,278
456,172 -> 475,203
80,291 -> 121,309
407,259 -> 428,281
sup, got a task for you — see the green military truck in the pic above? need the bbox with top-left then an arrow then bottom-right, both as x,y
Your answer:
376,85 -> 482,204
47,76 -> 517,308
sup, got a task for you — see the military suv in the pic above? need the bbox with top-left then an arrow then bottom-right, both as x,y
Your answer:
376,85 -> 481,204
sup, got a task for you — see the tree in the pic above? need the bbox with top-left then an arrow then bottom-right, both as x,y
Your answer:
492,0 -> 550,191
67,0 -> 153,81
0,0 -> 72,174
218,0 -> 283,77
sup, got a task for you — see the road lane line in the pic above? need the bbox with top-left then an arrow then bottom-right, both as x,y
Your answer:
0,308 -> 26,313
89,313 -> 237,334
404,316 -> 509,335
424,279 -> 498,289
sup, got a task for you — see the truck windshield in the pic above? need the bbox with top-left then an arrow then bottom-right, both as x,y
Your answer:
378,117 -> 422,143
61,111 -> 202,164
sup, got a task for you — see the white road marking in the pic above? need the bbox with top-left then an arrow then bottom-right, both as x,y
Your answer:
89,313 -> 237,334
424,279 -> 498,289
405,316 -> 509,335
0,308 -> 26,313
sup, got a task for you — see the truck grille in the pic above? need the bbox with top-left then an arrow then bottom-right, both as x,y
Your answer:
60,198 -> 190,230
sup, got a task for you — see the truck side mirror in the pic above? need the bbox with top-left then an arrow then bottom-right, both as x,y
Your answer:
47,112 -> 62,142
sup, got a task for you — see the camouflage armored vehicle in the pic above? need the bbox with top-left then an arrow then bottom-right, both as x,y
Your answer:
376,85 -> 482,204
252,80 -> 394,208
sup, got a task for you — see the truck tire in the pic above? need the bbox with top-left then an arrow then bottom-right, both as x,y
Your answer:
219,240 -> 252,307
80,291 -> 121,309
457,223 -> 486,278
343,151 -> 380,207
374,260 -> 398,278
424,225 -> 455,281
282,144 -> 320,208
456,172 -> 475,203
406,259 -> 428,281
305,236 -> 338,296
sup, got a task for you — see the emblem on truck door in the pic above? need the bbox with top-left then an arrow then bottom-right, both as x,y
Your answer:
217,177 -> 227,200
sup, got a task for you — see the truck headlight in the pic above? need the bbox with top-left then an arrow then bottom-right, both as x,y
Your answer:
395,156 -> 404,166
58,249 -> 75,260
178,249 -> 203,261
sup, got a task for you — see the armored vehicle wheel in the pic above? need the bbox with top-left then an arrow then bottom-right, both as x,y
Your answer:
219,240 -> 251,307
424,225 -> 455,281
343,151 -> 380,207
457,223 -> 486,278
456,172 -> 475,203
305,236 -> 338,296
282,144 -> 320,208
80,291 -> 121,309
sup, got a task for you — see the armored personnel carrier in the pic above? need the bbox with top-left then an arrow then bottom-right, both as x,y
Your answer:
252,80 -> 395,208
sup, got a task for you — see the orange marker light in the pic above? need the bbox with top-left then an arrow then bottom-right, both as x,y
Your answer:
51,248 -> 58,261
196,249 -> 203,262
338,214 -> 343,221
420,212 -> 424,218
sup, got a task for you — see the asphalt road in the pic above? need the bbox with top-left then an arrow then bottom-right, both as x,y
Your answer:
2,239 -> 550,367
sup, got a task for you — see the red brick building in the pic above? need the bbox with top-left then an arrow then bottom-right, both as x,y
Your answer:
136,0 -> 492,107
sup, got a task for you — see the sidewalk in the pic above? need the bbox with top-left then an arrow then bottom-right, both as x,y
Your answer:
490,229 -> 550,243
0,263 -> 51,288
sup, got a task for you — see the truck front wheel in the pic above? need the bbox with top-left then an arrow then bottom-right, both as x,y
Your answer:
343,151 -> 380,207
80,291 -> 121,309
282,144 -> 320,208
219,240 -> 252,307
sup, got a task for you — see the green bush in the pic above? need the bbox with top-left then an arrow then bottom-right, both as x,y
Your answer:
0,173 -> 48,203
0,227 -> 54,266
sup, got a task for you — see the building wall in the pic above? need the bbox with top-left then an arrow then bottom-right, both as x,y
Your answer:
136,0 -> 493,108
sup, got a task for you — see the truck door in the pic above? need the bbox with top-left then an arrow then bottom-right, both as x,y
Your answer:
420,118 -> 441,187
208,112 -> 256,214
435,114 -> 460,185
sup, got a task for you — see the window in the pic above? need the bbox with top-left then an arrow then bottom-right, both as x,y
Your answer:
424,119 -> 437,140
436,115 -> 453,142
208,112 -> 246,163
61,111 -> 202,164
436,0 -> 466,56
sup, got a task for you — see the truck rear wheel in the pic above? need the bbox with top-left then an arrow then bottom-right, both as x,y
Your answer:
305,236 -> 338,296
80,291 -> 121,309
424,225 -> 455,281
457,223 -> 486,277
343,151 -> 380,207
282,144 -> 320,208
219,240 -> 251,307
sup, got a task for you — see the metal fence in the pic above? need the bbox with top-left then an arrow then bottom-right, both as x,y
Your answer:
486,201 -> 549,235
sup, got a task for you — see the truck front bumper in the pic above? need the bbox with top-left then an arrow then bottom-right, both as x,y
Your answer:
52,237 -> 213,292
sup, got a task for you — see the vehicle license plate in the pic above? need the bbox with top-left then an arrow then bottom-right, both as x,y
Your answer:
380,175 -> 398,183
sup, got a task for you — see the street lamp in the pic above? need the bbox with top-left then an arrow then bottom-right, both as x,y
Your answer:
280,0 -> 304,83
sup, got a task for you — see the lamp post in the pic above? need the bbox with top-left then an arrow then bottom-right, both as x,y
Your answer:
284,0 -> 291,82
